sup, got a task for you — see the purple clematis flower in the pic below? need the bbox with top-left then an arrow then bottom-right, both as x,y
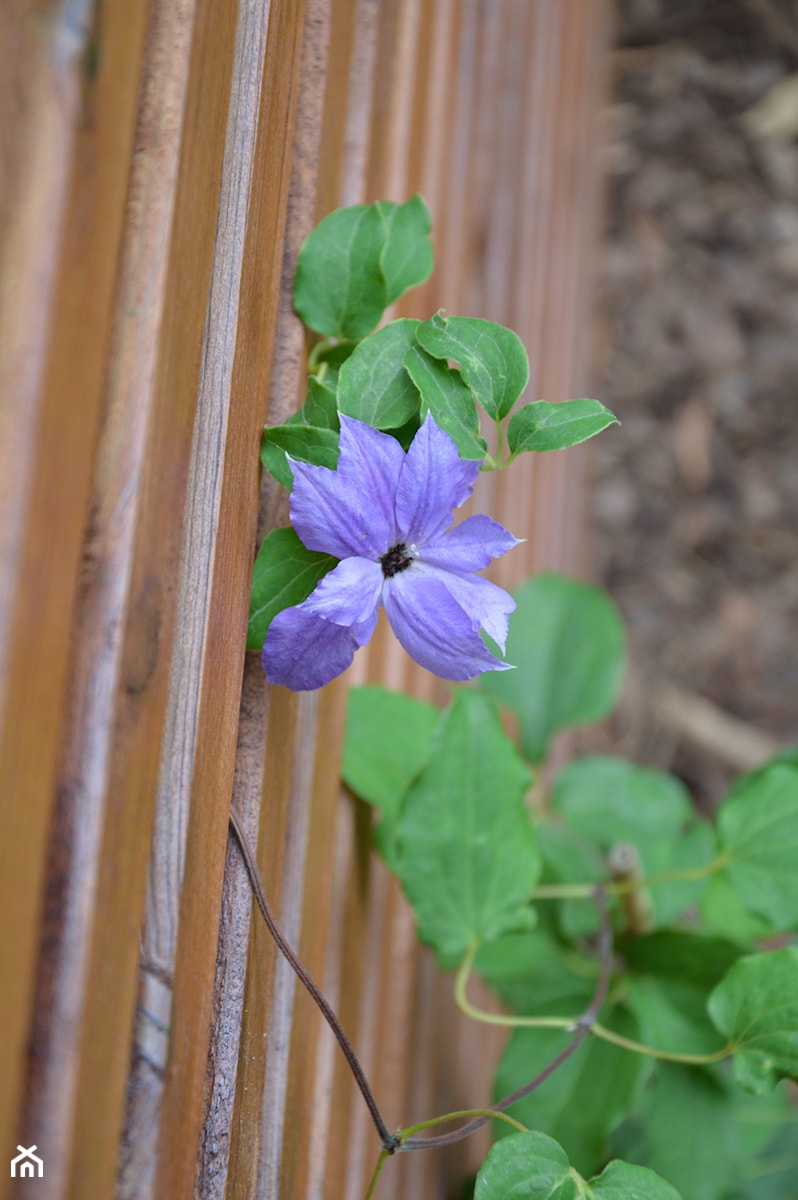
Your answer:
262,412 -> 521,691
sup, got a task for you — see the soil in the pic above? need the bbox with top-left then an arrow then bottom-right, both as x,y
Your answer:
592,0 -> 798,807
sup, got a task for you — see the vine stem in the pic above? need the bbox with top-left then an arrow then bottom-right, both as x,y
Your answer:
455,946 -> 572,1031
589,1022 -> 732,1065
228,811 -> 399,1152
398,1107 -> 528,1145
532,855 -> 727,900
363,1149 -> 390,1200
399,887 -> 615,1153
455,895 -> 732,1066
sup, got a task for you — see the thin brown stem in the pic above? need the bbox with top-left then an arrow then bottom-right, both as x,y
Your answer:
228,811 -> 399,1152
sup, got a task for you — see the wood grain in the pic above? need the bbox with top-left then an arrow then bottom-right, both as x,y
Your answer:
0,2 -> 151,1187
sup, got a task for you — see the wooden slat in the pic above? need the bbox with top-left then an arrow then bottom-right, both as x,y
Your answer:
60,2 -> 242,1196
0,2 -> 152,1187
137,2 -> 309,1197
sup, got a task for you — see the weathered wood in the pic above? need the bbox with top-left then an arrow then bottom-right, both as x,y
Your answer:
0,2 -> 151,1187
62,1 -> 242,1196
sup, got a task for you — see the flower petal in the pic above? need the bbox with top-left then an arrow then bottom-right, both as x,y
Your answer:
410,561 -> 515,650
418,513 -> 522,573
289,415 -> 404,558
383,570 -> 513,680
262,605 -> 377,691
301,556 -> 383,626
395,413 -> 481,545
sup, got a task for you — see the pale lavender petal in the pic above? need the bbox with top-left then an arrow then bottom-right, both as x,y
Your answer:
289,415 -> 404,558
302,556 -> 383,626
383,571 -> 513,680
262,605 -> 377,691
409,562 -> 515,651
394,413 -> 481,545
418,514 -> 522,573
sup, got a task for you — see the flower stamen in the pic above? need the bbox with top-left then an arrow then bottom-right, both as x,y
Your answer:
380,543 -> 414,578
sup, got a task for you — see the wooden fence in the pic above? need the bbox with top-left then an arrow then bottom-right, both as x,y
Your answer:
0,1 -> 611,1196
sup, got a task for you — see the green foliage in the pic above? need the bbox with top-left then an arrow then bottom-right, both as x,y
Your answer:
415,312 -> 530,420
260,423 -> 339,490
254,197 -> 798,1200
716,756 -> 798,928
260,376 -> 341,488
474,1132 -> 682,1200
341,686 -> 440,864
481,574 -> 627,762
393,691 -> 539,961
293,195 -> 433,338
246,528 -> 337,651
493,1006 -> 648,1175
552,757 -> 715,928
476,928 -> 595,1017
337,319 -> 422,429
404,343 -> 488,459
507,399 -> 619,453
708,948 -> 798,1094
611,1065 -> 740,1200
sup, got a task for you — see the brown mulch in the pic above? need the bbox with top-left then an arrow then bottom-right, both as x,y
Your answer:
592,0 -> 798,806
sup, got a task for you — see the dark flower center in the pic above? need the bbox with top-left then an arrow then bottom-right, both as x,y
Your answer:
380,543 -> 414,578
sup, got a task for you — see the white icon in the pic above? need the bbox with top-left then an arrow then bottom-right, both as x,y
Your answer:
10,1145 -> 44,1178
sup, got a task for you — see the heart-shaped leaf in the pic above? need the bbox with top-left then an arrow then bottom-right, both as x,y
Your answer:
480,574 -> 626,763
707,948 -> 798,1094
415,311 -> 530,420
337,319 -> 421,429
716,754 -> 798,928
474,1131 -> 682,1200
395,691 -> 538,960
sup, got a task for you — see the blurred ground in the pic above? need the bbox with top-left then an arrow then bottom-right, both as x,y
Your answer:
592,0 -> 798,806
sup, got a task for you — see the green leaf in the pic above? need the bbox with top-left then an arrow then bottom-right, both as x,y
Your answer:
474,1132 -> 681,1200
716,756 -> 798,928
293,196 -> 433,339
620,930 -> 743,994
294,203 -> 388,338
553,757 -> 693,844
416,312 -> 530,419
303,374 -> 340,429
481,574 -> 626,762
492,1005 -> 649,1177
394,691 -> 538,961
624,978 -> 727,1058
337,319 -> 422,428
377,194 -> 434,304
341,686 -> 441,865
551,756 -> 716,927
700,874 -> 776,945
403,344 -> 487,459
728,1086 -> 798,1200
508,399 -> 619,453
260,423 -> 339,490
475,927 -> 595,1017
708,948 -> 798,1094
612,1064 -> 738,1200
537,821 -> 607,941
247,527 -> 338,651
